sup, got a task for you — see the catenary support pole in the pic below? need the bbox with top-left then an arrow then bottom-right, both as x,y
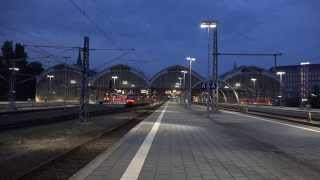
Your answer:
79,36 -> 89,122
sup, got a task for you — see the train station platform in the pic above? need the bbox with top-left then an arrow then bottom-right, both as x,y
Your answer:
71,101 -> 320,180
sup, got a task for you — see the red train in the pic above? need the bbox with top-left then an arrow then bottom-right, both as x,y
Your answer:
103,93 -> 155,106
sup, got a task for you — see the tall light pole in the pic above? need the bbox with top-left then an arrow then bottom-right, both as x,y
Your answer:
178,77 -> 182,88
276,71 -> 286,106
112,76 -> 118,90
63,57 -> 71,109
186,57 -> 196,106
8,67 -> 20,111
300,62 -> 310,105
79,36 -> 90,123
47,74 -> 55,102
178,77 -> 183,104
250,78 -> 257,101
181,70 -> 188,104
200,20 -> 218,112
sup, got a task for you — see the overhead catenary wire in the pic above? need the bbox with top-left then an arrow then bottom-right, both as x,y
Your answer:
67,0 -> 117,45
92,51 -> 132,71
24,43 -> 135,52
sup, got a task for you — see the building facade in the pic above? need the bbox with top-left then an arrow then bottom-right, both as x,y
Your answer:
275,63 -> 320,101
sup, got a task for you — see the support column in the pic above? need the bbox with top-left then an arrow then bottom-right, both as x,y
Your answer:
79,36 -> 89,122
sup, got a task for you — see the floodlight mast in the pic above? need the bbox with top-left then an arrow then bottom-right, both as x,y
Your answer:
181,70 -> 188,105
276,71 -> 286,106
186,57 -> 196,107
200,20 -> 218,113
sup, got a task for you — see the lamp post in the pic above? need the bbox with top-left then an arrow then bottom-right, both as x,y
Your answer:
111,76 -> 118,90
200,20 -> 218,113
46,74 -> 55,102
181,70 -> 188,104
70,79 -> 77,100
178,77 -> 183,104
235,82 -> 241,88
300,62 -> 310,105
276,71 -> 286,106
8,67 -> 20,111
178,77 -> 182,88
250,78 -> 257,100
62,57 -> 71,109
186,57 -> 196,106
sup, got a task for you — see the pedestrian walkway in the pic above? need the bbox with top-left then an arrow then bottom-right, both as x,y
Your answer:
71,101 -> 320,180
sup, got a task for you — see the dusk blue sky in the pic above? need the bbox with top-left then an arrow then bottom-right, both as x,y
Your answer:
0,0 -> 319,77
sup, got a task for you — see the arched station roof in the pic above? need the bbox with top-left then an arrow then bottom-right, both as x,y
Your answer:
221,66 -> 279,82
91,64 -> 149,89
37,64 -> 81,82
150,65 -> 204,89
220,66 -> 281,99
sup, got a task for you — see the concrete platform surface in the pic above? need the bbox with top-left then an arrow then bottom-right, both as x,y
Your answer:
71,101 -> 320,180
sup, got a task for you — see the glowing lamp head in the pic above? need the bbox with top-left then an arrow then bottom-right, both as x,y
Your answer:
70,80 -> 77,84
200,21 -> 217,29
46,74 -> 55,79
181,70 -> 188,74
235,82 -> 241,87
300,62 -> 310,66
186,56 -> 196,62
276,71 -> 286,76
250,78 -> 257,82
9,67 -> 20,71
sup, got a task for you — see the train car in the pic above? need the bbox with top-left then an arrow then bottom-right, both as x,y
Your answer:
240,98 -> 272,105
126,94 -> 151,106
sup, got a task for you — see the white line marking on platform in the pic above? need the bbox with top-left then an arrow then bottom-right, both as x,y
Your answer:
222,110 -> 320,133
120,103 -> 168,180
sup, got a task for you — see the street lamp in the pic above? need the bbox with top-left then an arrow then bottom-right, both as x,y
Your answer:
200,20 -> 218,113
300,62 -> 310,105
276,71 -> 286,106
70,80 -> 77,84
46,74 -> 55,102
9,67 -> 20,71
175,82 -> 181,88
300,62 -> 310,65
186,57 -> 196,106
47,74 -> 55,80
235,82 -> 241,88
181,70 -> 188,104
250,78 -> 257,100
111,76 -> 118,89
200,21 -> 217,29
8,67 -> 20,111
178,77 -> 183,88
181,71 -> 188,86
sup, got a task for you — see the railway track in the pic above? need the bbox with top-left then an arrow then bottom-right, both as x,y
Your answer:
0,104 -> 148,131
193,103 -> 320,126
15,104 -> 160,180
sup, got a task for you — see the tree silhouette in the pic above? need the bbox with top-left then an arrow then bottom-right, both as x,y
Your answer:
0,41 -> 44,100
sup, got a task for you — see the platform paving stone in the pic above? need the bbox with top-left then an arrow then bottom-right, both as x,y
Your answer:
81,102 -> 320,180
